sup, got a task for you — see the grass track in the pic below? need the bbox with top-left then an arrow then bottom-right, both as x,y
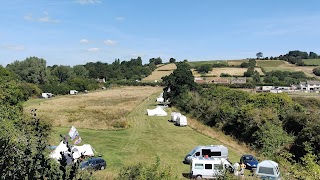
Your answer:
49,91 -> 244,179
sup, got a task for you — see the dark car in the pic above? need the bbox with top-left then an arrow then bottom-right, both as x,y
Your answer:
80,157 -> 106,171
240,154 -> 258,170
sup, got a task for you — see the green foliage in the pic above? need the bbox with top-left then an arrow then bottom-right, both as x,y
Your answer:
162,62 -> 197,104
264,70 -> 307,85
18,82 -> 42,100
6,56 -> 49,84
220,73 -> 231,77
312,67 -> 320,76
244,67 -> 254,77
256,52 -> 263,59
169,58 -> 176,63
253,121 -> 293,156
196,64 -> 212,73
117,156 -> 177,180
149,57 -> 162,65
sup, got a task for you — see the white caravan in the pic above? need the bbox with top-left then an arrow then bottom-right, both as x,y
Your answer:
184,145 -> 228,164
190,157 -> 234,179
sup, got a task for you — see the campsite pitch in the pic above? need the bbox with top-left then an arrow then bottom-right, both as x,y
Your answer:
25,86 -> 254,179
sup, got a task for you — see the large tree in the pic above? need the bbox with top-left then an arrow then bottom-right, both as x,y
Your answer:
6,57 -> 49,84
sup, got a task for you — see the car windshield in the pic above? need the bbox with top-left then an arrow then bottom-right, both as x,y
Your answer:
80,161 -> 89,168
188,147 -> 199,155
245,156 -> 257,161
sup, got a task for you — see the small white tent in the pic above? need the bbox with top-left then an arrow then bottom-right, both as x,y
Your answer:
256,160 -> 281,179
50,141 -> 69,160
50,141 -> 95,160
156,97 -> 164,103
176,115 -> 187,126
72,144 -> 94,159
147,106 -> 167,116
171,112 -> 181,122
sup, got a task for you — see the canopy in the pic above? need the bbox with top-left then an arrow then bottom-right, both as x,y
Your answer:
147,106 -> 167,116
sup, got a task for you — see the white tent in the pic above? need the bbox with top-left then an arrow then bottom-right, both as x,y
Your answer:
176,115 -> 187,126
50,141 -> 95,160
72,144 -> 95,159
50,141 -> 69,160
156,97 -> 164,103
147,106 -> 167,116
171,112 -> 181,122
256,160 -> 281,179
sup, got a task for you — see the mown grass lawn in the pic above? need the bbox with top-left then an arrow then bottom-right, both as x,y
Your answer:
302,59 -> 320,66
30,88 -> 246,179
50,97 -> 242,178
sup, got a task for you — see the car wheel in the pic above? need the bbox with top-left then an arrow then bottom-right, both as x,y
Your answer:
196,175 -> 202,179
100,166 -> 105,170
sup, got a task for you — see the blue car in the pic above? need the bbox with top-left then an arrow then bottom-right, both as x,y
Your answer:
240,155 -> 258,170
80,157 -> 106,171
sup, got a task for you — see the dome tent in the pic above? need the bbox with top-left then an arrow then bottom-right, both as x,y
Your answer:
255,160 -> 281,179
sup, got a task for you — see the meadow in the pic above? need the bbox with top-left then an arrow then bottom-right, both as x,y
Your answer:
192,67 -> 264,77
25,87 -> 253,179
302,59 -> 320,66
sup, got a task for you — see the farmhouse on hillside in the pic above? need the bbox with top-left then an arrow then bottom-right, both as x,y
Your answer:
299,81 -> 320,91
212,78 -> 230,84
231,77 -> 246,84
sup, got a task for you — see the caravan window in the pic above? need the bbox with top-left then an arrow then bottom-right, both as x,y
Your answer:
214,164 -> 223,170
258,167 -> 274,175
205,164 -> 212,169
194,163 -> 204,170
210,151 -> 221,156
202,149 -> 222,157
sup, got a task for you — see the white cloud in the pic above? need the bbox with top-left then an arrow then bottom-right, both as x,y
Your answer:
24,12 -> 60,23
2,45 -> 25,51
115,17 -> 125,21
80,39 -> 89,43
76,0 -> 101,4
87,48 -> 100,52
104,39 -> 117,45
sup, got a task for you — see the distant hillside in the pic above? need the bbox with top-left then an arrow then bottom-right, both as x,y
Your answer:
143,59 -> 319,82
142,63 -> 177,82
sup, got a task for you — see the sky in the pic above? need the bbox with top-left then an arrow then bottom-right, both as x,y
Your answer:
1,0 -> 320,66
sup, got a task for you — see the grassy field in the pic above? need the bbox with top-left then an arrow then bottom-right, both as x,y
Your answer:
256,60 -> 286,67
25,86 -> 161,130
25,87 -> 253,179
192,67 -> 264,77
142,63 -> 176,82
302,59 -> 320,66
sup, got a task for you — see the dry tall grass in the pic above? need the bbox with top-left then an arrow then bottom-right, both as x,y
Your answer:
192,67 -> 264,77
26,86 -> 162,130
142,63 -> 177,82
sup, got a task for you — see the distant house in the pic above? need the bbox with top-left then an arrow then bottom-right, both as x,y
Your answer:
231,77 -> 246,84
212,78 -> 230,84
300,81 -> 320,91
194,77 -> 206,84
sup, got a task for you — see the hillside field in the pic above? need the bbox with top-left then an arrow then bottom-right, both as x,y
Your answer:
142,63 -> 176,82
302,59 -> 320,66
24,86 -> 253,179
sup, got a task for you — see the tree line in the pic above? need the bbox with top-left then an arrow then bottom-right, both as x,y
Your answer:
162,62 -> 320,179
3,56 -> 171,97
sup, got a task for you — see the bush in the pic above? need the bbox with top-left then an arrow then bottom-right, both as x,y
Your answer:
117,157 -> 177,180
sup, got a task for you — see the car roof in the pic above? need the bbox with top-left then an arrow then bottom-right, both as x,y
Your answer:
87,157 -> 105,162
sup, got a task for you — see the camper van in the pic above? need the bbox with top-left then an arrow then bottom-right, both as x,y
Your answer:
190,157 -> 234,179
183,145 -> 228,164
